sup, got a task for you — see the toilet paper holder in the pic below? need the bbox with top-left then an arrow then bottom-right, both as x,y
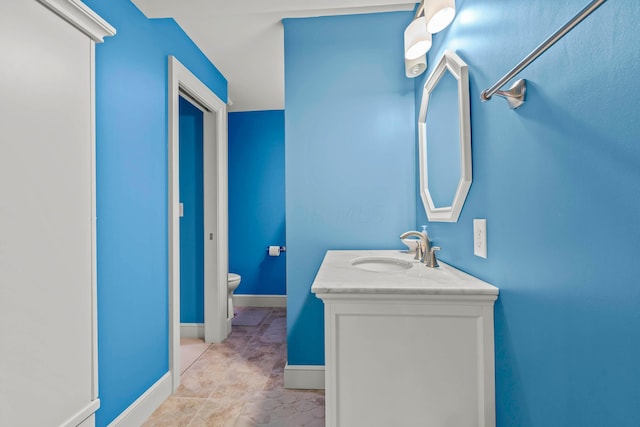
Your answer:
265,246 -> 286,253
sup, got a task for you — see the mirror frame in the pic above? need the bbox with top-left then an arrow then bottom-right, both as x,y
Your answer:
418,49 -> 472,222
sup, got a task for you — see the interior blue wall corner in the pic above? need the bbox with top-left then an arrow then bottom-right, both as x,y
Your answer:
283,11 -> 416,365
228,110 -> 286,296
414,1 -> 640,425
82,0 -> 227,425
179,97 -> 205,323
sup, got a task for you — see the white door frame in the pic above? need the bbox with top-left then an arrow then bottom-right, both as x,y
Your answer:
168,56 -> 230,391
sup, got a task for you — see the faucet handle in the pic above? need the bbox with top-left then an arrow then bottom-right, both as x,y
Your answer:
414,241 -> 424,261
425,246 -> 441,268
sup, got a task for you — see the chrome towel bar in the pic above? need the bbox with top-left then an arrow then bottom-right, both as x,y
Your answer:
481,0 -> 608,108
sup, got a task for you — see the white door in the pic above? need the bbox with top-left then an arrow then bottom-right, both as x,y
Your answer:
0,1 -> 113,426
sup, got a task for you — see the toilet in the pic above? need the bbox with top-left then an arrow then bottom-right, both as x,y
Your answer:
227,273 -> 241,318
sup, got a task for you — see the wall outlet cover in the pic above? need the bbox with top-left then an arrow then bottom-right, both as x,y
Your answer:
473,219 -> 487,258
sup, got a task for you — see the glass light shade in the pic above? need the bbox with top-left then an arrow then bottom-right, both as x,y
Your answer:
405,54 -> 427,78
404,17 -> 432,60
424,0 -> 456,33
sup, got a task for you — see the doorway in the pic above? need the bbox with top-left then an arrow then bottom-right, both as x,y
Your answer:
179,95 -> 204,333
168,56 -> 229,392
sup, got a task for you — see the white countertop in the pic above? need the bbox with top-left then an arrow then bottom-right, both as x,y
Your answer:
311,250 -> 499,296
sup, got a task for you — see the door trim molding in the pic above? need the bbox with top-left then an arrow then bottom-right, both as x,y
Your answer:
168,56 -> 229,392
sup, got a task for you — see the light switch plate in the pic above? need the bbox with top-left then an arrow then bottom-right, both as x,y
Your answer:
473,219 -> 487,258
179,203 -> 184,218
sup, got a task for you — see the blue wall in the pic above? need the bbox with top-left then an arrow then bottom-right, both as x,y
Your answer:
228,110 -> 286,296
414,1 -> 640,425
179,97 -> 204,323
82,0 -> 226,425
283,12 -> 415,365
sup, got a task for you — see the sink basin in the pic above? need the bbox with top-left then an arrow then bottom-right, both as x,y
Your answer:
351,256 -> 413,272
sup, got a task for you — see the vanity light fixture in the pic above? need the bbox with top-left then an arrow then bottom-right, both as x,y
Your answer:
404,0 -> 456,62
404,16 -> 432,60
424,0 -> 456,34
405,54 -> 427,78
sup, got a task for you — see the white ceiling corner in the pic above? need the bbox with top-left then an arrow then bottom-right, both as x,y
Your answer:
132,0 -> 415,112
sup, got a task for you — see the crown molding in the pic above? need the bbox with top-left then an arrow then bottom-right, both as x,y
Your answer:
37,0 -> 115,42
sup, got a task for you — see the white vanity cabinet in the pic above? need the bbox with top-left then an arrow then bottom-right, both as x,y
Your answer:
0,2 -> 113,426
312,250 -> 499,427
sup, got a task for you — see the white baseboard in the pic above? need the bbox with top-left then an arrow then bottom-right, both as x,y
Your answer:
107,372 -> 172,427
180,323 -> 204,339
60,399 -> 99,427
76,413 -> 95,427
234,294 -> 286,308
283,364 -> 325,390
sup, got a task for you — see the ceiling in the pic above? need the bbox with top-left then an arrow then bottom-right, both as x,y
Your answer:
132,0 -> 415,112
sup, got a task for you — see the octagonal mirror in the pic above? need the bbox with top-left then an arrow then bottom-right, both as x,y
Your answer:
418,49 -> 471,222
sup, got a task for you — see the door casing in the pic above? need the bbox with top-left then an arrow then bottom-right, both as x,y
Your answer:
168,56 -> 229,391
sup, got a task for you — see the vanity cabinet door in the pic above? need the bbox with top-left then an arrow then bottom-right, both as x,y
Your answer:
322,297 -> 496,427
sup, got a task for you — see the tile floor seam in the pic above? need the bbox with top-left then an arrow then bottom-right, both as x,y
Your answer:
171,396 -> 209,401
184,399 -> 207,427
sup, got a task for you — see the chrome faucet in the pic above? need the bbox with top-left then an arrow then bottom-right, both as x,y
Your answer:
400,230 -> 429,261
400,230 -> 440,268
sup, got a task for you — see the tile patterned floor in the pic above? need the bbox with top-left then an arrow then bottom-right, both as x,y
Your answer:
144,307 -> 325,427
181,337 -> 212,374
